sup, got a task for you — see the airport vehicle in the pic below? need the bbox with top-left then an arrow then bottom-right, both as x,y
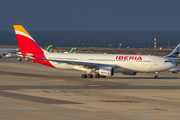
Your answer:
5,52 -> 22,58
13,25 -> 176,79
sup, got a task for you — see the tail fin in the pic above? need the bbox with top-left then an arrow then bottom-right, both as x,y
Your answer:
13,25 -> 54,68
165,43 -> 180,58
70,47 -> 77,53
46,45 -> 53,52
13,25 -> 44,54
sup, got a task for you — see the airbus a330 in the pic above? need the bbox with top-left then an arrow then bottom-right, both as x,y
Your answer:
14,25 -> 178,79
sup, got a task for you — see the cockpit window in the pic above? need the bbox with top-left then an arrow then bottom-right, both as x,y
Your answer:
165,60 -> 171,63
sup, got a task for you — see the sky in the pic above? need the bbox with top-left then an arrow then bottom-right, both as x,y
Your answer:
0,0 -> 180,31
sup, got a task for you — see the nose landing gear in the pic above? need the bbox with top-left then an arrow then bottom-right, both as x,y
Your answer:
154,72 -> 159,79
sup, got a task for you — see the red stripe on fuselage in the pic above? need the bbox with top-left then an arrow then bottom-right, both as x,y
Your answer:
16,34 -> 55,68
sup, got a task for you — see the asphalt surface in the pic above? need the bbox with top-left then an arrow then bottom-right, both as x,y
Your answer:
0,57 -> 180,120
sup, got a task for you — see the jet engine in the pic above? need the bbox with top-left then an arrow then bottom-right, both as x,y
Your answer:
96,67 -> 114,76
122,72 -> 137,75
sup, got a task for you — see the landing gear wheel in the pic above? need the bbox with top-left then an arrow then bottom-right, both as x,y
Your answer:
154,72 -> 159,79
173,71 -> 178,73
81,74 -> 87,78
100,76 -> 106,78
154,75 -> 159,79
87,74 -> 93,78
95,74 -> 100,78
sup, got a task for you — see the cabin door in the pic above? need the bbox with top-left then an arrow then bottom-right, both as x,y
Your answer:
153,58 -> 159,66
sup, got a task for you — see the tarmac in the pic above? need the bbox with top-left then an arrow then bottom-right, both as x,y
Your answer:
0,57 -> 180,120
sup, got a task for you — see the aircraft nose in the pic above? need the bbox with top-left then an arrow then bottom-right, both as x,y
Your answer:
170,62 -> 176,68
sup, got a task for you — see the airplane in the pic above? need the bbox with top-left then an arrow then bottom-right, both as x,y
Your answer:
0,48 -> 20,58
0,48 -> 20,53
164,43 -> 180,65
163,44 -> 180,73
5,45 -> 53,61
169,67 -> 180,73
13,25 -> 176,79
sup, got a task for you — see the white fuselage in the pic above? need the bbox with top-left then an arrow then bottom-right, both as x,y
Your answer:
44,52 -> 175,73
0,48 -> 20,53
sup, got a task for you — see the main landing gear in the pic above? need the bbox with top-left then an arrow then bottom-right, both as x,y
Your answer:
95,74 -> 106,78
81,73 -> 106,78
81,74 -> 93,78
172,71 -> 178,73
154,72 -> 159,79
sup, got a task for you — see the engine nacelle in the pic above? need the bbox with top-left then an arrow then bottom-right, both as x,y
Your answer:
97,67 -> 114,76
122,72 -> 137,75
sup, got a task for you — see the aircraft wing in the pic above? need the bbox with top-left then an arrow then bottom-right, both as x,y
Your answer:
38,58 -> 117,68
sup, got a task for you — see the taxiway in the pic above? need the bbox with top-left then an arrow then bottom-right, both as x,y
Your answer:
0,58 -> 180,120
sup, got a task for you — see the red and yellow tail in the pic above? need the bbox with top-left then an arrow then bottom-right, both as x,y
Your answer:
13,25 -> 54,68
14,25 -> 43,54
